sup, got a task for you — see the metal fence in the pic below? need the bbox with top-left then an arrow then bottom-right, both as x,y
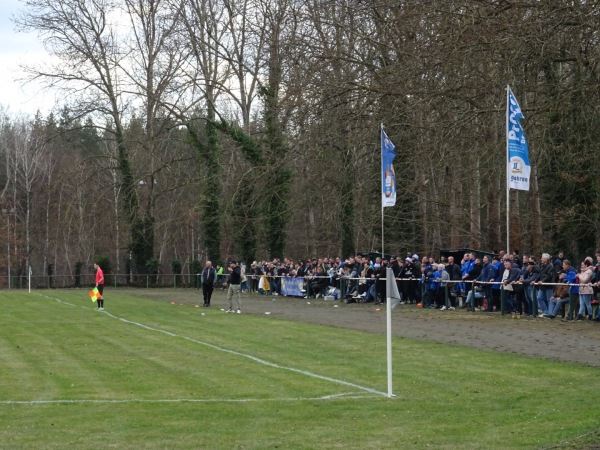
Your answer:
0,273 -> 212,290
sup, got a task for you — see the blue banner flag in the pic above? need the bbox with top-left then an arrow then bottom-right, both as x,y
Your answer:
381,128 -> 397,207
280,277 -> 305,297
507,88 -> 530,191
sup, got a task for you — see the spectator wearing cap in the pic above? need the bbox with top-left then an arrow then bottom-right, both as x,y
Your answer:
411,254 -> 421,275
553,251 -> 565,279
400,257 -> 419,303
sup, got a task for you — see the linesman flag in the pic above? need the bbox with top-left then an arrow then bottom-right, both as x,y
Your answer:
381,128 -> 397,208
507,87 -> 530,191
89,287 -> 101,302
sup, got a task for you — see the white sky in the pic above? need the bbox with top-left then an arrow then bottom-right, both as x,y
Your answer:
0,0 -> 58,117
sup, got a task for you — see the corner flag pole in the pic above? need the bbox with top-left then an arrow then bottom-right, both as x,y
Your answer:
382,123 -> 393,398
381,123 -> 395,398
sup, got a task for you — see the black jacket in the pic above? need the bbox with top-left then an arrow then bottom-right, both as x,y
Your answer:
539,262 -> 554,284
229,266 -> 242,285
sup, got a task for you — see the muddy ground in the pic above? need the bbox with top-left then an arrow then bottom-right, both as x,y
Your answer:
139,289 -> 600,368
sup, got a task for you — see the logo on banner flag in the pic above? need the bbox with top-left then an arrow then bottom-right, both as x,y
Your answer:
381,129 -> 397,207
507,88 -> 530,191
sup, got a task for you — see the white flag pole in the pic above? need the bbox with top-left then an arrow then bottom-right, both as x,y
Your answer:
381,123 -> 385,261
386,270 -> 394,397
506,85 -> 511,256
381,124 -> 395,398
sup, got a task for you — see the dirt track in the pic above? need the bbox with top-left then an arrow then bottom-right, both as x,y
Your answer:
143,289 -> 600,367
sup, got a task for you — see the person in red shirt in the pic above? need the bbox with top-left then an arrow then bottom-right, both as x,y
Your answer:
94,262 -> 105,310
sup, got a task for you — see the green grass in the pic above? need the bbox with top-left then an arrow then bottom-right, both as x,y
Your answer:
0,289 -> 598,449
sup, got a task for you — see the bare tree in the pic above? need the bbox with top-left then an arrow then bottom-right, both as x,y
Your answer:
11,117 -> 49,274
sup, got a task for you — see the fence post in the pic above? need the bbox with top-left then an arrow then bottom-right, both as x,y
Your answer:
567,291 -> 574,320
444,282 -> 449,308
531,286 -> 538,317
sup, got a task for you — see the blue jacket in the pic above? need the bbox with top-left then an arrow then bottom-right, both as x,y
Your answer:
479,262 -> 495,283
564,266 -> 579,295
491,261 -> 503,290
462,259 -> 475,277
504,264 -> 521,285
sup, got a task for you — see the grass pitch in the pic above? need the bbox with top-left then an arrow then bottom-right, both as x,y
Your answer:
0,289 -> 598,449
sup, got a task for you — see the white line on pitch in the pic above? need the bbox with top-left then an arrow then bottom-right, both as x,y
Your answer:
0,393 -> 380,405
37,293 -> 389,398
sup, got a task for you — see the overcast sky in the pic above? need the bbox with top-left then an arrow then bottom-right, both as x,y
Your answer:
0,0 -> 57,117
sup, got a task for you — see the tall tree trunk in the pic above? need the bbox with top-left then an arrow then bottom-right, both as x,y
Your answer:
487,176 -> 501,252
262,12 -> 291,259
529,164 -> 543,255
469,157 -> 481,249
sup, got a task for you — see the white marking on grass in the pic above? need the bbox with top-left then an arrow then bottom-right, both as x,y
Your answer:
108,312 -> 388,397
37,293 -> 389,398
0,393 -> 379,405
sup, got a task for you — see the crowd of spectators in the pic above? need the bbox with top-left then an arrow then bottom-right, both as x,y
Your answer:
234,250 -> 600,322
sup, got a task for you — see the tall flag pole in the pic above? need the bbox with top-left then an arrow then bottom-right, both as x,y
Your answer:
381,124 -> 397,398
506,86 -> 530,255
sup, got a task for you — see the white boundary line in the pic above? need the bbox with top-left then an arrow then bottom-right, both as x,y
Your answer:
36,293 -> 389,399
0,393 -> 379,405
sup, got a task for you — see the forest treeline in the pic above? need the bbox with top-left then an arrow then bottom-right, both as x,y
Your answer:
1,0 -> 599,281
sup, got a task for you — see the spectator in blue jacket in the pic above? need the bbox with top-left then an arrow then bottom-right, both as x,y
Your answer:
490,256 -> 504,311
478,255 -> 495,310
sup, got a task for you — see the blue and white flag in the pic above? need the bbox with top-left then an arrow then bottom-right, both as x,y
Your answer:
507,87 -> 530,191
381,128 -> 397,207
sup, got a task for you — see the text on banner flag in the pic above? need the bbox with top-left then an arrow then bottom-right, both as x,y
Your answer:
381,129 -> 397,207
507,88 -> 530,191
